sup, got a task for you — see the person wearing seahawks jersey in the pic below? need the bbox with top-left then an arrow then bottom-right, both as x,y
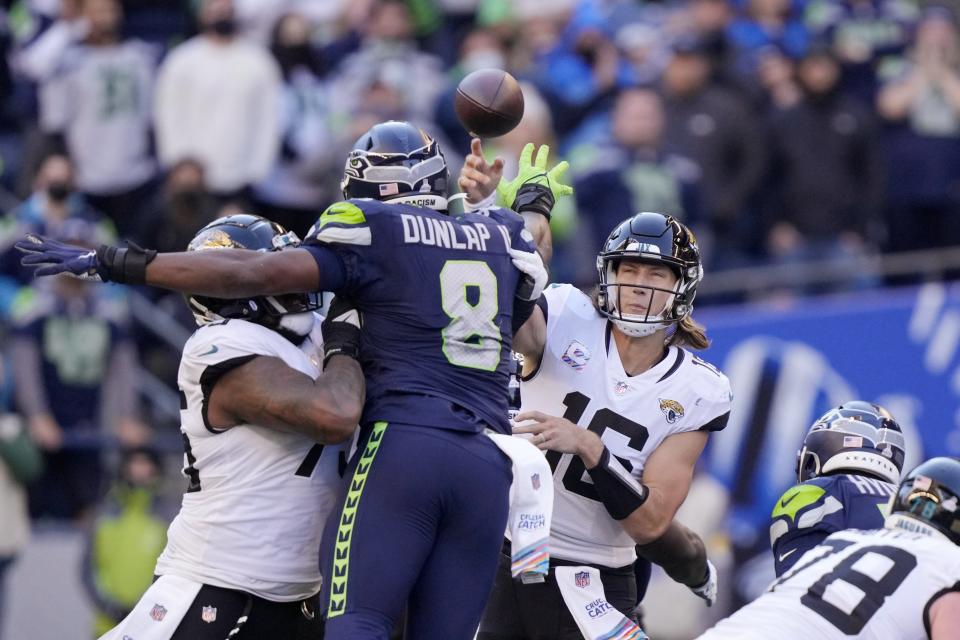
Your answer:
99,215 -> 362,640
698,456 -> 960,640
770,401 -> 907,577
460,145 -> 728,639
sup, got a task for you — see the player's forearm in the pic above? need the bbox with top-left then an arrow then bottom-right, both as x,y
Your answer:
636,521 -> 708,587
144,248 -> 319,298
622,487 -> 676,544
522,211 -> 553,266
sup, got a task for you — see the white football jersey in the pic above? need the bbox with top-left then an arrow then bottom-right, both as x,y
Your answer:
155,315 -> 345,601
520,284 -> 732,567
698,527 -> 960,640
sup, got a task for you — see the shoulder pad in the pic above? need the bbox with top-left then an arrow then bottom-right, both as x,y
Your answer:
772,482 -> 828,522
307,201 -> 372,246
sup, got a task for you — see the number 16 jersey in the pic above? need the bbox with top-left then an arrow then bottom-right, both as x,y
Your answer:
520,284 -> 732,567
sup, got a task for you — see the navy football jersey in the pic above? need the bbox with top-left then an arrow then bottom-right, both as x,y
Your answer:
302,199 -> 534,435
769,473 -> 895,576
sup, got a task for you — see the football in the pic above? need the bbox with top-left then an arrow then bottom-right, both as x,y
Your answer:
454,68 -> 525,138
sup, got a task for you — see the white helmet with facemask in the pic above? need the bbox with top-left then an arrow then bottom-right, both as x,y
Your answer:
596,212 -> 703,337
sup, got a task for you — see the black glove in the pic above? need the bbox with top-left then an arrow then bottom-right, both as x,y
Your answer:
321,296 -> 362,367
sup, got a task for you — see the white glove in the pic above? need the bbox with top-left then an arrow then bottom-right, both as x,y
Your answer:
509,246 -> 547,302
689,559 -> 717,607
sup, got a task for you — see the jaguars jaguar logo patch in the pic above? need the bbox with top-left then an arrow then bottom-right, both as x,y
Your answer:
659,398 -> 685,424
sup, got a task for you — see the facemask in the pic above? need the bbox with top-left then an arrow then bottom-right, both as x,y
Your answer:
47,182 -> 71,202
208,18 -> 236,37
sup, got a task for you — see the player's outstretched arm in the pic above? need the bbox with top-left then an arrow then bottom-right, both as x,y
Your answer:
17,234 -> 324,298
930,592 -> 960,640
207,354 -> 363,444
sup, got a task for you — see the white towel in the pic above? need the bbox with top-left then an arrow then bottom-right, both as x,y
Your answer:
555,566 -> 648,640
98,574 -> 203,640
486,432 -> 553,579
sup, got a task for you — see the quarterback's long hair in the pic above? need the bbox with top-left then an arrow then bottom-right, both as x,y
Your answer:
589,287 -> 711,350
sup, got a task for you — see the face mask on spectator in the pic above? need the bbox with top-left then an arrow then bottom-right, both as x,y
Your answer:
172,188 -> 205,211
208,18 -> 236,37
47,182 -> 71,202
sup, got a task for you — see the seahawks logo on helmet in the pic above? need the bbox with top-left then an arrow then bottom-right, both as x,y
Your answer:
796,400 -> 906,485
340,121 -> 449,211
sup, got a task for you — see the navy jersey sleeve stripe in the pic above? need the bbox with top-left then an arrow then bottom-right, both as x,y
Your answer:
301,245 -> 348,293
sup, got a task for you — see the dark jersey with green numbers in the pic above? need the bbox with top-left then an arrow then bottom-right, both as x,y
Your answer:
302,199 -> 535,435
769,473 -> 896,576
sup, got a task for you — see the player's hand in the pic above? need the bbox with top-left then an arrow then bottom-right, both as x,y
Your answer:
509,247 -> 547,301
497,143 -> 573,213
16,233 -> 102,280
689,558 -> 718,607
513,410 -> 584,454
321,296 -> 362,367
459,138 -> 504,205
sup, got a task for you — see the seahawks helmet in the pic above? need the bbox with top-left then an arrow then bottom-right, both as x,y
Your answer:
185,214 -> 320,331
887,457 -> 960,546
597,212 -> 703,337
797,401 -> 906,485
340,121 -> 449,210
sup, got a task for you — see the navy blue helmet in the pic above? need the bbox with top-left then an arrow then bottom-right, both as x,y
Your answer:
340,121 -> 449,210
797,401 -> 906,485
596,212 -> 703,337
185,214 -> 320,328
888,457 -> 960,546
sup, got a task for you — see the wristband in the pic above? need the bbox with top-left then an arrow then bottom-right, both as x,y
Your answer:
96,243 -> 157,284
587,447 -> 649,520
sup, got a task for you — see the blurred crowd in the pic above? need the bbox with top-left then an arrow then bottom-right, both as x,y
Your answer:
1,0 -> 960,634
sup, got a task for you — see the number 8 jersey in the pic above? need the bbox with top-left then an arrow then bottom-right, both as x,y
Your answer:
698,527 -> 960,639
521,283 -> 732,567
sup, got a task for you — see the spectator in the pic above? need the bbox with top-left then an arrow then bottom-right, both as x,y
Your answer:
573,87 -> 702,252
8,219 -> 149,522
877,6 -> 960,254
82,446 -> 168,637
153,0 -> 281,204
330,0 -> 447,126
728,0 -> 809,75
39,0 -> 159,239
135,158 -> 215,254
0,153 -> 114,318
0,359 -> 41,638
252,12 -> 341,237
805,0 -> 918,104
764,46 -> 883,292
661,38 -> 765,265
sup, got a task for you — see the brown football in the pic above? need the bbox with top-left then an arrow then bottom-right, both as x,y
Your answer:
454,68 -> 525,138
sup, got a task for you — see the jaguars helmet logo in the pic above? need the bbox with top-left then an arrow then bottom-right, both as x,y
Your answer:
659,398 -> 685,424
189,229 -> 239,251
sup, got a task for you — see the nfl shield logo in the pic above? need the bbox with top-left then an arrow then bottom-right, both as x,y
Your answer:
531,473 -> 541,491
575,571 -> 590,588
149,603 -> 168,622
201,606 -> 218,623
615,381 -> 629,395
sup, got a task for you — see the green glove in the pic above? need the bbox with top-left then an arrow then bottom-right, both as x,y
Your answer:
496,143 -> 574,211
